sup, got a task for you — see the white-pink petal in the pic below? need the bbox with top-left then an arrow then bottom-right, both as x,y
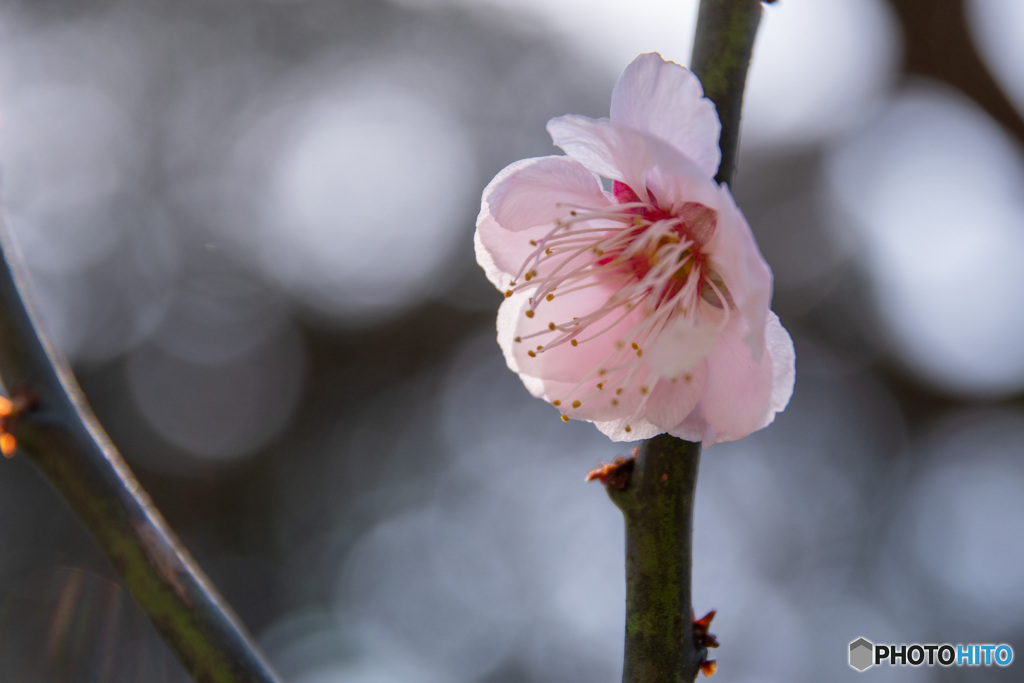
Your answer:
547,116 -> 659,198
696,314 -> 793,444
475,204 -> 564,288
496,296 -> 545,398
644,367 -> 707,431
595,417 -> 662,443
487,156 -> 608,231
764,312 -> 796,417
610,53 -> 722,179
646,318 -> 719,379
476,155 -> 609,287
507,283 -> 643,385
704,185 -> 773,356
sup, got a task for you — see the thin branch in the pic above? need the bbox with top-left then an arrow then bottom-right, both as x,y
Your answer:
691,0 -> 766,187
603,2 -> 766,682
0,217 -> 281,683
606,435 -> 705,682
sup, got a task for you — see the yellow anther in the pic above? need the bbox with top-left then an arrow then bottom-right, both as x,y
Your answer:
529,239 -> 538,246
548,322 -> 556,331
525,310 -> 535,318
561,414 -> 570,422
640,386 -> 649,395
596,382 -> 604,390
545,293 -> 555,301
616,388 -> 623,395
631,342 -> 639,350
636,349 -> 643,357
514,336 -> 522,343
504,290 -> 513,298
624,425 -> 632,433
552,400 -> 562,407
527,350 -> 536,357
611,399 -> 619,407
570,339 -> 578,347
684,373 -> 693,383
571,400 -> 581,408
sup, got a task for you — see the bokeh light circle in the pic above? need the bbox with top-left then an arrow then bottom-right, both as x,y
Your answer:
229,62 -> 475,323
827,82 -> 1024,398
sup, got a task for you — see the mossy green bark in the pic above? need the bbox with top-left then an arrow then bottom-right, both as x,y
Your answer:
608,435 -> 704,683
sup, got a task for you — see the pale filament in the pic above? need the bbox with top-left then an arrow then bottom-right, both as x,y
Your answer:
511,192 -> 732,421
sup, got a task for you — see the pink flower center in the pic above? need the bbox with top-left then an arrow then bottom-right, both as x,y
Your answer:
507,181 -> 735,425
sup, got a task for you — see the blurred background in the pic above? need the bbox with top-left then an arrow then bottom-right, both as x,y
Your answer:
0,0 -> 1023,680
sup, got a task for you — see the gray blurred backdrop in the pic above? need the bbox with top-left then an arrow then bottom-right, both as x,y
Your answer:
1,0 -> 1023,681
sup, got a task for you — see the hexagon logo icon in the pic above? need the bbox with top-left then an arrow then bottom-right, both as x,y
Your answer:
850,637 -> 874,671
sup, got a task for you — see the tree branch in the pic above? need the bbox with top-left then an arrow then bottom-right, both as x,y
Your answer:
0,218 -> 281,683
607,435 -> 705,682
691,0 -> 765,187
604,2 -> 765,681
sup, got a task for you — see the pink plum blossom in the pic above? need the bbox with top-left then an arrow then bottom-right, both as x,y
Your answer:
475,53 -> 794,445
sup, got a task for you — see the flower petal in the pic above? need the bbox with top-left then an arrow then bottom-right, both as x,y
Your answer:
547,116 -> 718,210
667,405 -> 709,444
646,318 -> 719,378
533,375 -> 644,423
697,312 -> 794,444
506,282 -> 645,385
644,365 -> 707,430
610,53 -> 722,178
496,295 -> 545,397
594,417 -> 662,443
547,116 -> 659,197
487,156 -> 608,231
645,155 -> 729,216
476,156 -> 609,287
765,311 -> 796,416
475,205 -> 563,288
704,186 -> 773,357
